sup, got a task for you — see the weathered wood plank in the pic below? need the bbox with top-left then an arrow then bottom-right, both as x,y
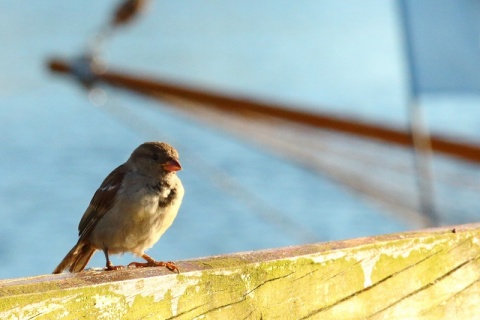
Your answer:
1,223 -> 480,319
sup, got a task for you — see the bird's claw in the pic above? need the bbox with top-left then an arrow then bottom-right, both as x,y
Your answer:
128,260 -> 179,274
105,263 -> 125,271
165,261 -> 180,274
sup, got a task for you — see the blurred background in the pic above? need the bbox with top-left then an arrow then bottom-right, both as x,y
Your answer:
2,0 -> 480,279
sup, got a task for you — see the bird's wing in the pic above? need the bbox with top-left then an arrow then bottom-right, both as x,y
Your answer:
78,164 -> 128,241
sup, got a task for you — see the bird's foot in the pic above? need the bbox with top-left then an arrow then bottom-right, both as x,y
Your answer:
105,261 -> 125,271
128,260 -> 179,274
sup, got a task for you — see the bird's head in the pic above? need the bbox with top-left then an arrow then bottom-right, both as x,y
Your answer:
129,141 -> 181,177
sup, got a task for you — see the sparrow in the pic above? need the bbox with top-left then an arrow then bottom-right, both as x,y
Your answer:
53,141 -> 184,274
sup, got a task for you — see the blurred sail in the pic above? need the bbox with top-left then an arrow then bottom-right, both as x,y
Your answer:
399,0 -> 480,94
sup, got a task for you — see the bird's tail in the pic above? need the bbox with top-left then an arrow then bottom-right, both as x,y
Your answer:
52,242 -> 96,274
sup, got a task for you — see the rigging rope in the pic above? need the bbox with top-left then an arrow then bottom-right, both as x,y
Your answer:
60,56 -> 480,230
88,86 -> 321,244
155,94 -> 480,227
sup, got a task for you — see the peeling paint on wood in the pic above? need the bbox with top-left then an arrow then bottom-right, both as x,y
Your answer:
1,223 -> 480,319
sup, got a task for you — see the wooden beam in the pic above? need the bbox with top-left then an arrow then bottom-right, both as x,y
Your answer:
48,57 -> 480,164
2,223 -> 480,318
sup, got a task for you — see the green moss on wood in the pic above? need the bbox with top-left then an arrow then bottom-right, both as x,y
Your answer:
1,224 -> 480,319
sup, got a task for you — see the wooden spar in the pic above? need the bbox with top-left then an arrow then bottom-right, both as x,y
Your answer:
2,223 -> 480,318
48,57 -> 480,164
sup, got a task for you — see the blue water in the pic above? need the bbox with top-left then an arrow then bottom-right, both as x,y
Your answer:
1,1 -> 480,279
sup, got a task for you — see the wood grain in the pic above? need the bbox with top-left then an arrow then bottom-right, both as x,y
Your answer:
2,224 -> 480,319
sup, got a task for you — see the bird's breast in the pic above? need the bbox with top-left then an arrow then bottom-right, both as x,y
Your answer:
125,180 -> 184,253
88,176 -> 184,255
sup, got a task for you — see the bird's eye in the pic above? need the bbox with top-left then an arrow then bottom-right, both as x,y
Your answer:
152,153 -> 160,161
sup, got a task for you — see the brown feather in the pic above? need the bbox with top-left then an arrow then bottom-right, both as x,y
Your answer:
53,164 -> 127,274
78,164 -> 127,241
69,244 -> 96,273
52,241 -> 95,274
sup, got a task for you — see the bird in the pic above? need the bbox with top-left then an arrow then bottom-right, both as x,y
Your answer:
53,141 -> 184,274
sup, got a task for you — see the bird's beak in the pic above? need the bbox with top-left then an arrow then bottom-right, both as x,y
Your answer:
163,159 -> 182,172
